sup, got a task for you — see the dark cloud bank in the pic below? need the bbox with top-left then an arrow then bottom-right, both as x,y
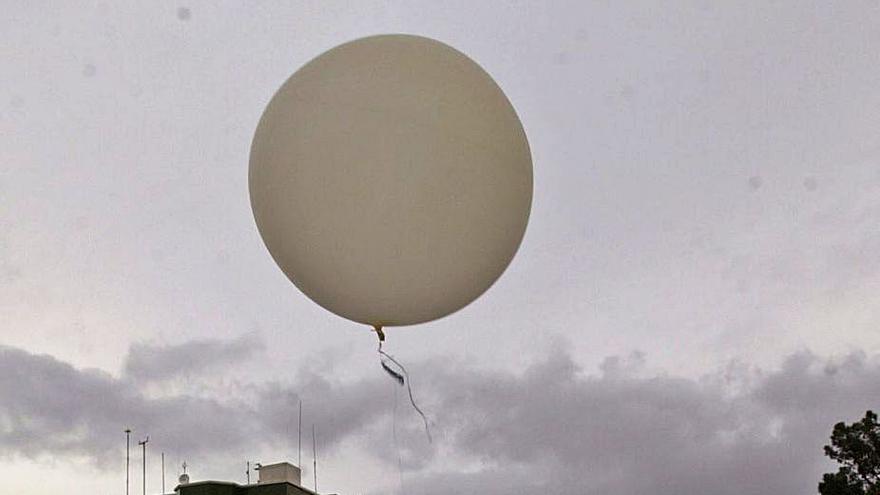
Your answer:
123,333 -> 263,382
1,339 -> 878,494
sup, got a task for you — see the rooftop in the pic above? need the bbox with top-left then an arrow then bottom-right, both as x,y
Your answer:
176,480 -> 317,495
175,462 -> 323,495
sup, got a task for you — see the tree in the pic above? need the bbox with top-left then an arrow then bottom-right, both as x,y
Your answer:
819,410 -> 880,495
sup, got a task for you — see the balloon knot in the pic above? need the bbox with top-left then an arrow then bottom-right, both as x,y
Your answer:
373,325 -> 385,343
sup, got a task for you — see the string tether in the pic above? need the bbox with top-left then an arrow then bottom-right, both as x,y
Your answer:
373,325 -> 432,443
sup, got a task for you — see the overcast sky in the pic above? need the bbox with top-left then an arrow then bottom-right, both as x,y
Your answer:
3,1 -> 880,494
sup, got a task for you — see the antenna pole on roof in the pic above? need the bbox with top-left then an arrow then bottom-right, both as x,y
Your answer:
161,452 -> 165,494
125,429 -> 131,495
138,436 -> 149,495
312,424 -> 318,493
298,399 -> 302,468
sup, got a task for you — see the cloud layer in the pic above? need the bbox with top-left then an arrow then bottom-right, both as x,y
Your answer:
1,339 -> 879,494
416,351 -> 880,495
123,333 -> 263,383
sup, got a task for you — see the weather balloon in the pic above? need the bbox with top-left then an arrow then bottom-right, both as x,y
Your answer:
249,34 -> 532,329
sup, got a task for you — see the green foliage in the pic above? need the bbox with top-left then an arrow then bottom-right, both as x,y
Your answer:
819,411 -> 880,495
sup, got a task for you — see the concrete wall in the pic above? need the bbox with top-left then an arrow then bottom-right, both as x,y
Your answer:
258,462 -> 301,486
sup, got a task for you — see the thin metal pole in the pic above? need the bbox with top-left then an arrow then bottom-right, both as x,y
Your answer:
246,460 -> 250,484
161,452 -> 165,494
298,400 -> 302,468
312,424 -> 317,493
125,429 -> 131,495
138,437 -> 149,495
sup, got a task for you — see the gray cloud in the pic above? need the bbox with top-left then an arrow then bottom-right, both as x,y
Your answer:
405,351 -> 880,495
0,338 -> 391,467
123,333 -> 263,382
0,344 -> 258,464
2,341 -> 878,494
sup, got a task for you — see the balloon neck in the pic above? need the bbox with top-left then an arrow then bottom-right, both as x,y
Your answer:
373,325 -> 386,343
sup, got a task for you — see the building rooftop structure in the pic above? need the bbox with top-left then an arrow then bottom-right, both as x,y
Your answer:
175,462 -> 323,495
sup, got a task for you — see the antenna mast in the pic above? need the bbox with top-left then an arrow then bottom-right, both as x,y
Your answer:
298,399 -> 302,468
161,452 -> 165,494
138,436 -> 149,495
312,424 -> 317,493
125,429 -> 131,495
246,460 -> 250,484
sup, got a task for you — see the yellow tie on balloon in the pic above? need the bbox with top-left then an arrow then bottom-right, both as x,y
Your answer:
249,34 -> 532,337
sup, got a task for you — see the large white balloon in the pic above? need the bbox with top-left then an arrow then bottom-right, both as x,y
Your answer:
249,34 -> 532,327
